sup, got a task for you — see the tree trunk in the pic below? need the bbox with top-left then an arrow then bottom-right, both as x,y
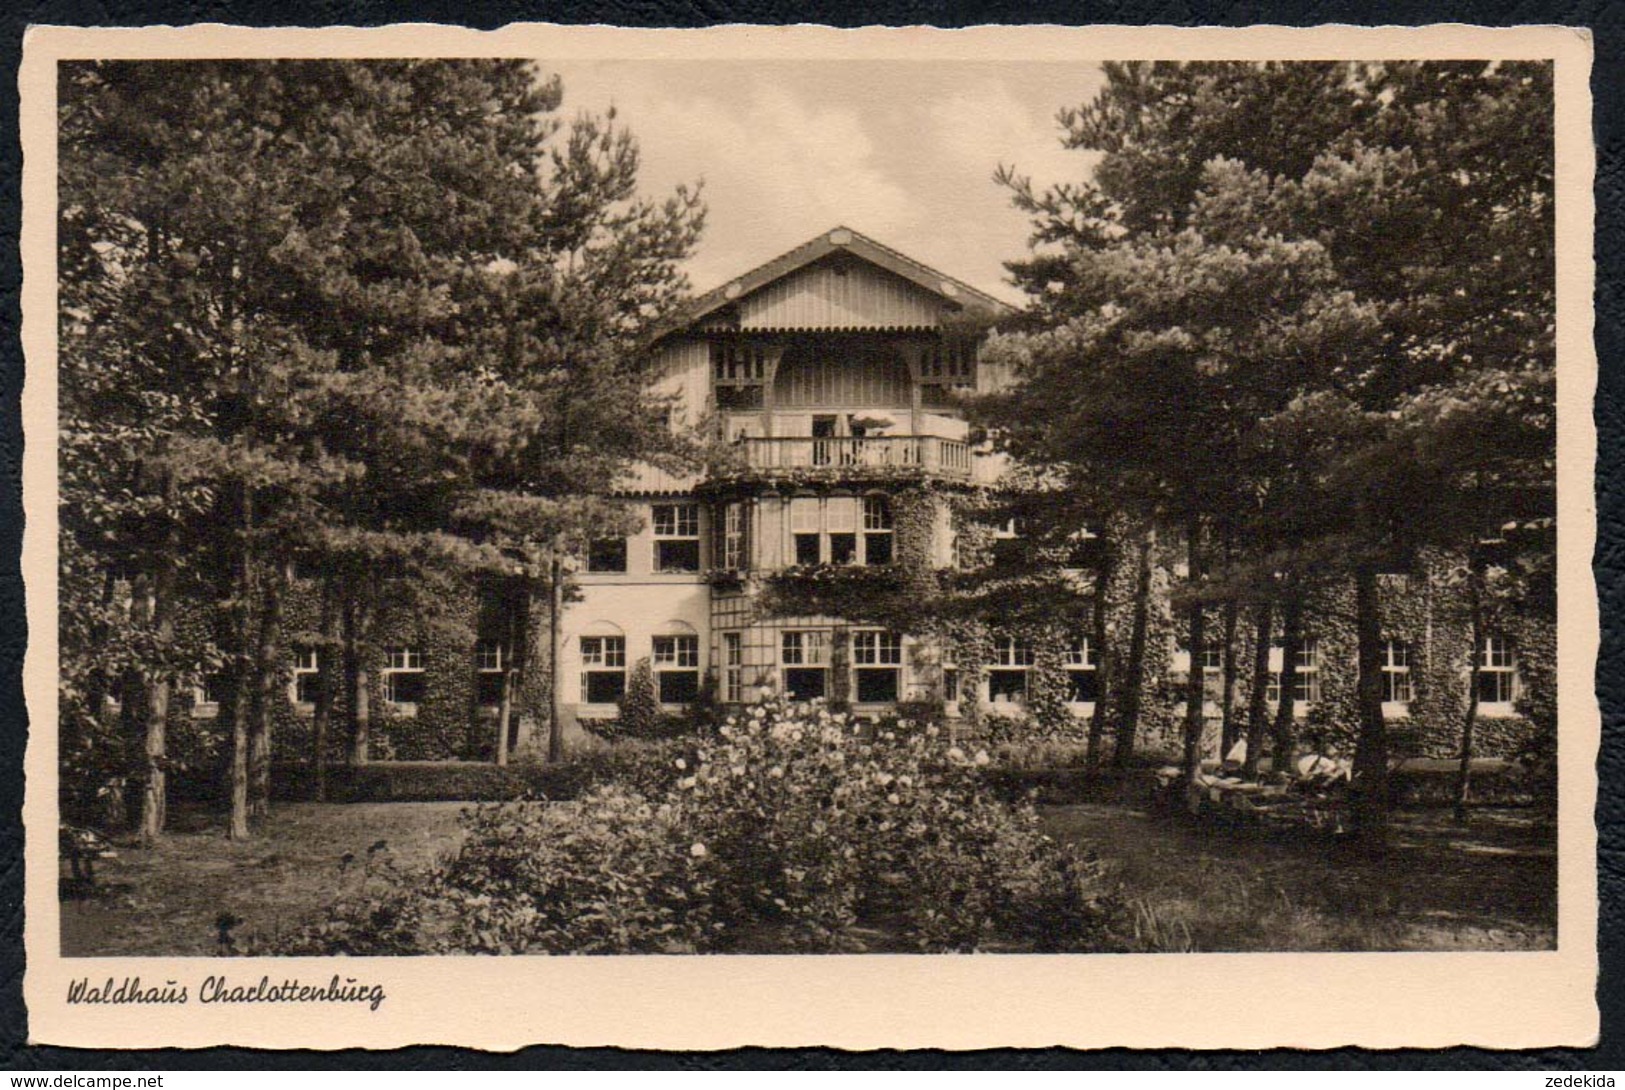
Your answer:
227,483 -> 255,841
312,582 -> 338,803
1219,598 -> 1240,759
1271,593 -> 1302,777
226,669 -> 251,840
248,563 -> 285,822
1350,565 -> 1391,848
1181,518 -> 1206,784
1084,537 -> 1116,771
1242,599 -> 1274,780
1454,568 -> 1484,825
137,559 -> 176,844
344,596 -> 371,765
547,558 -> 566,763
1112,526 -> 1155,770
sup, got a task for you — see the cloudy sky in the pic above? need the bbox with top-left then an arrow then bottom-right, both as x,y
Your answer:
546,60 -> 1107,305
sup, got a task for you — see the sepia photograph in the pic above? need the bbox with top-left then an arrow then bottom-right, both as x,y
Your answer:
19,23 -> 1598,1050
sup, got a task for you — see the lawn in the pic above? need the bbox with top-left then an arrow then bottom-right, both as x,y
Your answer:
1041,803 -> 1556,951
59,799 -> 1556,956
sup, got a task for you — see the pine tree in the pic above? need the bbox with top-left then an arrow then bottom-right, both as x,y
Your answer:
983,61 -> 1553,846
57,60 -> 704,835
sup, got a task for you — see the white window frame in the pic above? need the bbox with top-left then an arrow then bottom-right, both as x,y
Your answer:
191,673 -> 227,718
790,496 -> 863,567
382,646 -> 426,713
579,635 -> 627,705
475,639 -> 510,709
780,629 -> 830,701
652,634 -> 701,706
851,630 -> 902,704
1476,635 -> 1518,714
1381,638 -> 1413,716
988,635 -> 1034,707
862,495 -> 894,566
1265,637 -> 1320,711
652,503 -> 702,573
722,502 -> 748,571
1065,637 -> 1099,708
722,632 -> 743,703
291,647 -> 320,710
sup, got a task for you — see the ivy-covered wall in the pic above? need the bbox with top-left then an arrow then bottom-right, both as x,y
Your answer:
164,578 -> 549,773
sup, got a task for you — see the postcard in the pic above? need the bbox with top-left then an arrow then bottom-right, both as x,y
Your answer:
19,22 -> 1599,1049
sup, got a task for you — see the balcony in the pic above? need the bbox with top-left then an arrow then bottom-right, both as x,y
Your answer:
727,435 -> 974,481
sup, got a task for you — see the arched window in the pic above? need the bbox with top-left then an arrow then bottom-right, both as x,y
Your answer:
579,622 -> 626,705
652,621 -> 701,705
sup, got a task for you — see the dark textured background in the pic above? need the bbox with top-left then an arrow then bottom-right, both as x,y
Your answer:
1,5 -> 1617,1069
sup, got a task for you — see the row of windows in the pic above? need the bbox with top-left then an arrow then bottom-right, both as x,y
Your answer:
1181,635 -> 1518,708
188,634 -> 1522,717
790,495 -> 893,566
584,498 -> 896,574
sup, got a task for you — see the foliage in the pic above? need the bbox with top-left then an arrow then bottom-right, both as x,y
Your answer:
273,701 -> 1131,954
979,61 -> 1556,821
613,658 -> 665,740
58,59 -> 705,833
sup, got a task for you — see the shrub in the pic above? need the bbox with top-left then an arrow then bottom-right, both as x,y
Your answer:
434,789 -> 717,954
275,700 -> 1131,954
615,657 -> 664,739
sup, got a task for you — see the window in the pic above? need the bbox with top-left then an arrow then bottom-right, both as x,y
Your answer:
475,639 -> 509,708
1266,637 -> 1320,706
712,340 -> 768,381
580,636 -> 626,704
991,517 -> 1024,566
828,497 -> 857,566
713,341 -> 768,412
721,503 -> 749,571
781,630 -> 829,701
1381,639 -> 1413,707
722,632 -> 743,703
1476,635 -> 1517,706
653,504 -> 701,572
383,647 -> 426,708
919,337 -> 975,381
653,634 -> 701,704
790,496 -> 866,566
862,496 -> 894,565
989,635 -> 1034,705
1295,638 -> 1322,703
1065,638 -> 1099,704
792,497 -> 822,566
852,630 -> 902,703
1201,646 -> 1225,673
587,537 -> 627,573
942,667 -> 961,706
192,672 -> 228,716
291,647 -> 320,708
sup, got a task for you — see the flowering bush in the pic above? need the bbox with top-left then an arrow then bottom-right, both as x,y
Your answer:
276,700 -> 1130,954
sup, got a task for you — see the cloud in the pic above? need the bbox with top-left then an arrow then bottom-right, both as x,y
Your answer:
545,60 -> 1106,303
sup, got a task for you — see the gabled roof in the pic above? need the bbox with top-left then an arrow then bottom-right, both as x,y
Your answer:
674,226 -> 1013,334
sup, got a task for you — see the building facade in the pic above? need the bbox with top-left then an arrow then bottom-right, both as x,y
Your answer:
165,227 -> 1554,767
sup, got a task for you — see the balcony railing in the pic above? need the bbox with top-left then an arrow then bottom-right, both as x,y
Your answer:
732,435 -> 973,479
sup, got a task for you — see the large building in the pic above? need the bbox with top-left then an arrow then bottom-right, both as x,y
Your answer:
172,227 -> 1553,768
560,226 -> 1013,737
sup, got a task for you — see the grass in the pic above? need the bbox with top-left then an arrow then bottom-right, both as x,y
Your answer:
59,799 -> 1556,956
60,802 -> 470,956
1040,803 -> 1556,951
